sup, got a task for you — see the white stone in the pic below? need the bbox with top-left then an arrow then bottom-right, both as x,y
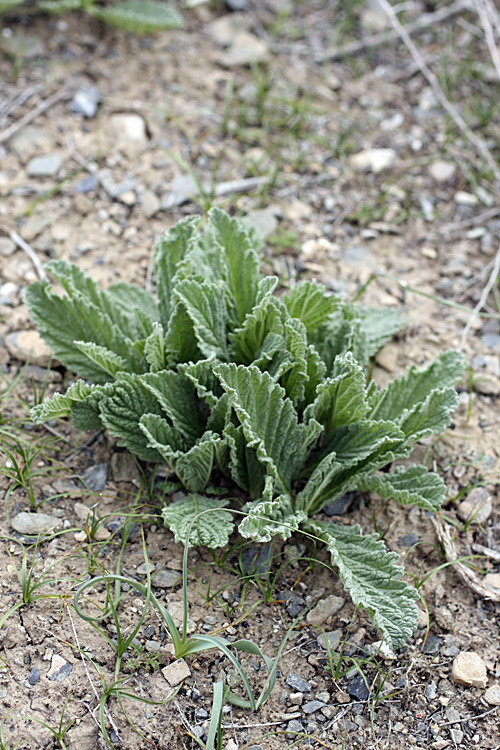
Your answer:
110,113 -> 148,147
218,32 -> 270,68
161,658 -> 191,687
47,654 -> 67,678
141,189 -> 160,218
5,330 -> 54,367
0,236 -> 16,256
458,487 -> 492,525
429,161 -> 456,183
454,191 -> 478,206
451,652 -> 487,688
349,148 -> 396,174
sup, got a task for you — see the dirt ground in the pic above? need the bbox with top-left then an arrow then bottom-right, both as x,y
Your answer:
0,1 -> 500,748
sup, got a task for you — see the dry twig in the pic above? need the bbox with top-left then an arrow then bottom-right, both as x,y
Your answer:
0,87 -> 73,145
378,0 -> 500,184
9,230 -> 47,281
460,243 -> 500,348
431,516 -> 500,603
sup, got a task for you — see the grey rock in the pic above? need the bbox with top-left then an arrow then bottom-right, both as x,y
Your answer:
317,630 -> 342,651
481,333 -> 500,350
286,673 -> 311,692
397,532 -> 419,548
484,685 -> 500,706
152,569 -> 180,588
343,245 -> 374,265
141,189 -> 161,218
69,87 -> 102,118
79,463 -> 108,492
321,705 -> 337,719
195,708 -> 209,720
323,493 -> 353,516
225,0 -> 248,9
9,126 -> 49,160
458,487 -> 492,525
28,667 -> 40,685
347,674 -> 369,701
306,594 -> 345,626
217,32 -> 269,68
11,512 -> 60,536
302,700 -> 325,714
27,154 -> 63,178
242,207 -> 279,239
285,718 -> 303,739
0,236 -> 16,256
421,635 -> 442,655
424,681 -> 437,700
136,562 -> 157,576
110,452 -> 142,484
240,545 -> 272,577
48,660 -> 72,682
74,175 -> 97,193
145,640 -> 161,652
161,174 -> 200,209
282,542 -> 306,562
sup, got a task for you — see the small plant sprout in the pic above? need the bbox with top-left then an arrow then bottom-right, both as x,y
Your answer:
26,208 -> 465,649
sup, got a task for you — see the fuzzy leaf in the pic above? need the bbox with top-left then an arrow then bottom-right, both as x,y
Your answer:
282,280 -> 338,334
358,305 -> 406,357
93,0 -> 183,33
216,364 -> 306,492
305,520 -> 418,649
31,380 -> 96,423
397,387 -> 459,444
240,478 -> 307,543
39,0 -> 81,13
207,207 -> 262,327
304,352 -> 368,435
142,371 -> 205,444
224,422 -> 267,500
164,302 -> 202,365
179,359 -> 224,407
297,420 -> 404,514
144,322 -> 166,373
98,375 -> 166,462
360,465 -> 445,511
74,341 -> 127,379
154,216 -> 199,326
174,279 -> 229,360
229,297 -> 284,366
368,351 -> 465,422
162,494 -> 234,548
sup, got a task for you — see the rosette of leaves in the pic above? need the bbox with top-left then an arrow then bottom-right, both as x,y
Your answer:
25,208 -> 465,649
1,0 -> 183,34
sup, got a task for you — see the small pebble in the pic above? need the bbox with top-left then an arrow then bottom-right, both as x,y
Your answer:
306,595 -> 345,626
286,673 -> 311,693
484,685 -> 500,705
161,658 -> 191,687
28,667 -> 40,685
347,674 -> 369,701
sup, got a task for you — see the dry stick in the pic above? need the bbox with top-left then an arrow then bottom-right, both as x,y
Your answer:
317,0 -> 468,62
378,0 -> 500,185
9,230 -> 47,281
461,243 -> 500,348
0,87 -> 72,145
431,517 -> 500,603
439,205 -> 500,232
66,606 -> 121,738
475,0 -> 500,79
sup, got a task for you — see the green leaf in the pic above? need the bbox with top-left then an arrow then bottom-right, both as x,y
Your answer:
397,387 -> 459,444
297,420 -> 404,514
74,341 -> 127,378
38,0 -> 82,13
70,384 -> 115,431
216,364 -> 305,492
240,477 -> 307,543
174,279 -> 229,360
207,207 -> 262,327
98,375 -> 166,462
0,0 -> 23,13
360,465 -> 445,512
140,414 -> 217,491
179,359 -> 223,407
224,422 -> 267,500
31,380 -> 97,423
368,351 -> 465,423
162,494 -> 234,548
282,280 -> 338,334
154,216 -> 199,326
105,282 -> 160,338
92,0 -> 183,33
164,302 -> 202,365
144,322 -> 166,373
305,520 -> 418,650
304,352 -> 368,436
142,370 -> 205,444
358,305 -> 406,358
229,297 -> 284,366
